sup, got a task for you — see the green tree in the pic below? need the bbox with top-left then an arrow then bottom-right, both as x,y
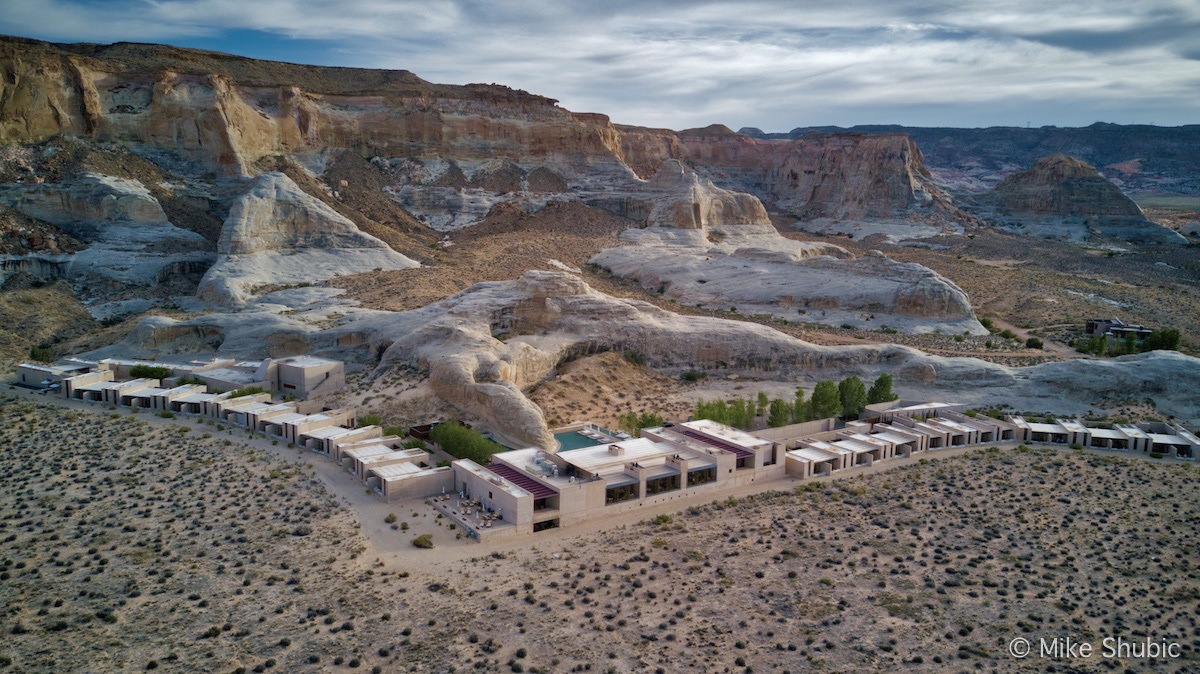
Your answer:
756,391 -> 769,418
867,373 -> 898,404
792,388 -> 811,423
1142,328 -> 1180,352
809,381 -> 842,419
618,411 -> 665,438
767,399 -> 792,428
838,377 -> 868,419
429,421 -> 505,464
129,364 -> 171,379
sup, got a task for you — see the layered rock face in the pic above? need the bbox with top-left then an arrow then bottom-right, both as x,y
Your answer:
197,172 -> 418,306
614,125 -> 966,234
0,173 -> 213,288
0,36 -> 964,233
970,155 -> 1186,243
588,162 -> 983,335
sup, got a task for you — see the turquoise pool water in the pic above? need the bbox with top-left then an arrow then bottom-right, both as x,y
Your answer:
554,431 -> 602,451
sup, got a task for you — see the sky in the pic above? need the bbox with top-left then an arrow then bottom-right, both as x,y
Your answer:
1,0 -> 1198,131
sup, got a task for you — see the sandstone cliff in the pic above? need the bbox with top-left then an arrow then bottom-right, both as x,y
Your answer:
969,154 -> 1186,244
0,35 -> 964,232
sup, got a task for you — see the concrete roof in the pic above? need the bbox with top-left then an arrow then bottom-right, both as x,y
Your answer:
680,419 -> 771,449
1116,425 -> 1150,439
226,401 -> 275,414
303,425 -> 361,439
1026,422 -> 1067,434
872,431 -> 918,445
789,447 -> 840,463
178,392 -> 219,403
342,444 -> 396,460
371,462 -> 426,479
559,437 -> 682,476
1147,433 -> 1192,445
278,355 -> 340,367
358,450 -> 422,466
1086,428 -> 1128,440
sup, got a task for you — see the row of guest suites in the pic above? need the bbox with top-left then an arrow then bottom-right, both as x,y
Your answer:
441,401 -> 1200,542
15,358 -> 453,501
17,359 -> 1198,543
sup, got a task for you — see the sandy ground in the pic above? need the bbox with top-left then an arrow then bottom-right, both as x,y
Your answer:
4,386 -> 1198,673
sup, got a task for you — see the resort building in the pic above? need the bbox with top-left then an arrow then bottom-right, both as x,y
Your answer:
443,419 -> 784,541
1008,417 -> 1199,458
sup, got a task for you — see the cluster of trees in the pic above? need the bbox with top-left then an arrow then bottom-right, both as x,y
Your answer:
429,420 -> 506,464
129,364 -> 172,379
617,411 -> 665,438
1076,328 -> 1181,356
693,374 -> 899,429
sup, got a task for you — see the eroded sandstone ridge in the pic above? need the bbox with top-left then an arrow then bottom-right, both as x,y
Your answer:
197,172 -> 418,306
99,269 -> 1200,448
589,162 -> 984,335
968,154 -> 1186,244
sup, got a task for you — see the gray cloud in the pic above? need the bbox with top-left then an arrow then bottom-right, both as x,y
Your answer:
1,0 -> 1197,130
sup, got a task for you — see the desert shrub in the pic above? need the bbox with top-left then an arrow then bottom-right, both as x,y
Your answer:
130,365 -> 172,379
1025,337 -> 1044,350
681,370 -> 706,383
1150,452 -> 1164,459
28,344 -> 54,362
228,386 -> 266,399
623,349 -> 647,366
358,413 -> 383,428
403,438 -> 428,450
653,514 -> 672,525
998,329 -> 1018,340
385,513 -> 397,524
156,410 -> 174,419
412,534 -> 434,549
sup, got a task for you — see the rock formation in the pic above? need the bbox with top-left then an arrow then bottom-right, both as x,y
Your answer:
0,172 -> 213,289
588,162 -> 984,335
0,36 -> 966,237
968,155 -> 1186,243
197,172 -> 419,306
102,269 -> 1200,446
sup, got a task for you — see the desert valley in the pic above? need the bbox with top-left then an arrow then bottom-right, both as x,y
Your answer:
0,30 -> 1198,673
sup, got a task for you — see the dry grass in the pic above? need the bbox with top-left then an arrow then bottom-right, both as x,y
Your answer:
3,393 -> 1199,672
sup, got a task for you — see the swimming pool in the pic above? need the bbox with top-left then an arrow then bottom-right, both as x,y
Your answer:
553,431 -> 603,451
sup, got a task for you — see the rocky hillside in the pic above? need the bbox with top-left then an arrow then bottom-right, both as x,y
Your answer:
0,35 -> 964,230
966,154 -> 1186,244
746,123 -> 1200,195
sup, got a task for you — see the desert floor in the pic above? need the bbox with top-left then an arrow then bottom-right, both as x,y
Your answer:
3,387 -> 1197,673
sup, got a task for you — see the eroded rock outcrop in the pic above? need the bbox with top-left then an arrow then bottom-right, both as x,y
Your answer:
970,154 -> 1186,243
197,172 -> 418,306
0,172 -> 213,288
588,162 -> 984,335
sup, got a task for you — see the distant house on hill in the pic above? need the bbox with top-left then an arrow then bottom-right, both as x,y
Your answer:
1085,318 -> 1152,341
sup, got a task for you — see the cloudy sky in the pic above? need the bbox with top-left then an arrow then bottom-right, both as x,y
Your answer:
2,0 -> 1198,131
